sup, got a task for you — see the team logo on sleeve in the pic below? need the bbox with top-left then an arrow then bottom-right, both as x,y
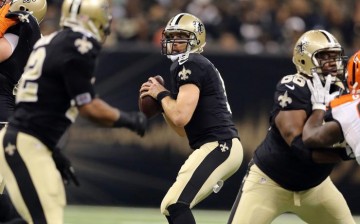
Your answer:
178,66 -> 191,80
75,36 -> 93,54
278,91 -> 292,108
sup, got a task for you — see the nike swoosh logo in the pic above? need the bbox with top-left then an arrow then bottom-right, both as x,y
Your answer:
285,84 -> 295,90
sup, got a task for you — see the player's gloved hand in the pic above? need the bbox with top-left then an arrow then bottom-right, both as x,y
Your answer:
52,147 -> 80,186
114,111 -> 148,137
6,10 -> 32,23
0,3 -> 18,37
306,72 -> 332,111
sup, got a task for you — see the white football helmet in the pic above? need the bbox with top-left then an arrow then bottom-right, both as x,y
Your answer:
292,30 -> 346,83
60,0 -> 112,43
161,13 -> 206,62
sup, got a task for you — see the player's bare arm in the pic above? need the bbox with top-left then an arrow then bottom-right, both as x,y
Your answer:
275,109 -> 307,145
163,113 -> 186,137
0,37 -> 12,62
78,98 -> 120,126
161,84 -> 199,127
141,79 -> 200,127
303,110 -> 343,147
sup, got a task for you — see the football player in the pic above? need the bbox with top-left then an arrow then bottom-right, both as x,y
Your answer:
140,13 -> 244,224
0,0 -> 147,223
227,30 -> 356,224
0,0 -> 46,223
303,50 -> 360,164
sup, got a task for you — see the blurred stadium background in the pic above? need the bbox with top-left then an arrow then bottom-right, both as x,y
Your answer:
41,0 -> 360,223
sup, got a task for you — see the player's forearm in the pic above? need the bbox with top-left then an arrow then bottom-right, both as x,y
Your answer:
78,98 -> 119,126
161,97 -> 190,127
302,110 -> 326,146
163,113 -> 186,137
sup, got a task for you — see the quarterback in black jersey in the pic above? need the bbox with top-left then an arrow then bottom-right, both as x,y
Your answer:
0,0 -> 46,223
228,30 -> 356,224
140,13 -> 243,224
0,0 -> 147,223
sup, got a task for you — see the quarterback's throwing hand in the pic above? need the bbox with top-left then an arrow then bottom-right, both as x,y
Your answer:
306,72 -> 332,111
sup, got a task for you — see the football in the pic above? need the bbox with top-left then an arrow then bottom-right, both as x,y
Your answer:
139,75 -> 165,119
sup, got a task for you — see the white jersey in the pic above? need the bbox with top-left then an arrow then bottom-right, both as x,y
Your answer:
330,94 -> 360,164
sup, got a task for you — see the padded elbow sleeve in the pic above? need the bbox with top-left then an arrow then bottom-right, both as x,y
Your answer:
290,135 -> 313,163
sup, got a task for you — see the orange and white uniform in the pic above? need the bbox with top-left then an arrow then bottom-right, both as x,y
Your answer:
330,94 -> 360,164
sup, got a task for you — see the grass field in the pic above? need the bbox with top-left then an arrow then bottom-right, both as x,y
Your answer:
64,205 -> 360,224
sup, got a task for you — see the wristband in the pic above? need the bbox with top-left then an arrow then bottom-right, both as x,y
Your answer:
156,91 -> 171,102
312,103 -> 326,111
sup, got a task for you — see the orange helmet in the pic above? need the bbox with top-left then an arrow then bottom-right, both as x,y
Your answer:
346,50 -> 360,94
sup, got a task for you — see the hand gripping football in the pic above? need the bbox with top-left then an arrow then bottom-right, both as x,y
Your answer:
139,75 -> 165,119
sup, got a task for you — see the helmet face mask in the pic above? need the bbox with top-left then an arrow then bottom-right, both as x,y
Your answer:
346,51 -> 360,94
9,0 -> 47,23
162,30 -> 193,55
293,30 -> 346,84
161,13 -> 206,59
60,0 -> 112,43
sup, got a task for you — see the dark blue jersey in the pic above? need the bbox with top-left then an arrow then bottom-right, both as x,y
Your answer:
8,27 -> 100,149
253,73 -> 335,191
0,13 -> 41,122
169,54 -> 238,149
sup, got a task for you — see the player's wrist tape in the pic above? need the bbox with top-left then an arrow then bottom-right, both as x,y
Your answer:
312,103 -> 326,111
156,91 -> 171,102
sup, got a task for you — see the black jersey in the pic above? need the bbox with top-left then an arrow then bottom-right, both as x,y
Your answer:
169,54 -> 238,149
8,27 -> 100,150
0,14 -> 41,122
253,73 -> 335,191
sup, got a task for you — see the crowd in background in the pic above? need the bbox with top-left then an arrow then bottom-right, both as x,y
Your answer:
44,0 -> 359,55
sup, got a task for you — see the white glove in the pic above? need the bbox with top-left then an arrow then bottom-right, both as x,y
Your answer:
306,72 -> 332,111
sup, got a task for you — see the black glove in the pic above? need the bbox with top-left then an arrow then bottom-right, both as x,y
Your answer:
52,147 -> 80,186
114,111 -> 148,137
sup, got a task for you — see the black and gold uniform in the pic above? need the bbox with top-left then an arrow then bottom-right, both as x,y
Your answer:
228,30 -> 355,224
152,13 -> 244,224
0,0 -> 148,223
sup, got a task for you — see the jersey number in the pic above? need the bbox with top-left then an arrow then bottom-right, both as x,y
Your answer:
16,47 -> 46,103
280,74 -> 307,87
